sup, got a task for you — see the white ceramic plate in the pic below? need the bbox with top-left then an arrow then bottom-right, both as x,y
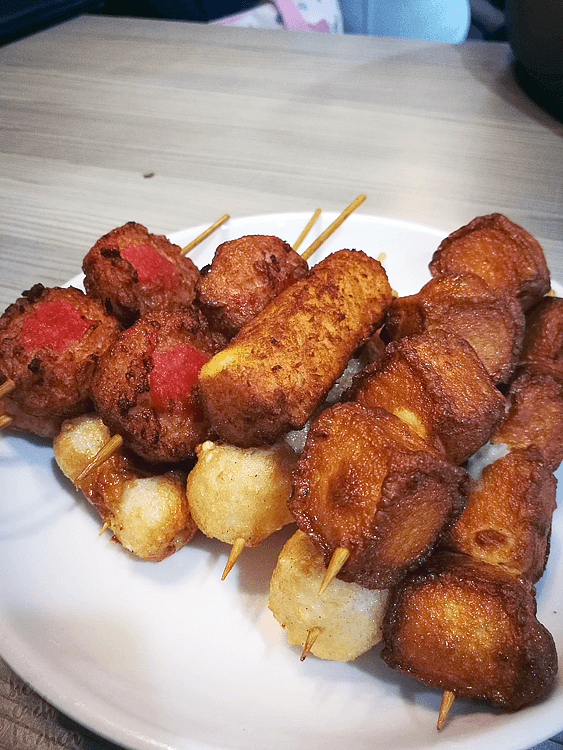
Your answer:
1,213 -> 562,750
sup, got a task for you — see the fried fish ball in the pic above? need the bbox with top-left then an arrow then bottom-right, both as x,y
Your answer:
381,272 -> 525,385
0,284 -> 120,437
347,329 -> 505,465
491,366 -> 563,471
185,439 -> 296,546
91,309 -> 226,463
83,222 -> 200,327
381,551 -> 558,711
196,235 -> 308,338
520,296 -> 563,376
289,403 -> 470,589
444,447 -> 556,582
197,249 -> 392,447
54,415 -> 197,561
268,530 -> 389,661
429,214 -> 550,312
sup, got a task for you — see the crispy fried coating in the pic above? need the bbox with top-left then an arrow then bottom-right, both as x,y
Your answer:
382,272 -> 525,384
196,235 -> 308,338
54,415 -> 197,560
381,551 -> 558,711
444,447 -> 556,582
185,440 -> 296,546
429,214 -> 550,312
268,530 -> 389,661
347,329 -> 506,465
197,249 -> 393,447
91,309 -> 226,463
520,296 -> 563,376
83,222 -> 199,327
289,403 -> 470,589
0,284 -> 120,434
491,366 -> 563,471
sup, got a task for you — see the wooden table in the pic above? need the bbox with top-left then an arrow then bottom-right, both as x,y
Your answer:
1,13 -> 562,750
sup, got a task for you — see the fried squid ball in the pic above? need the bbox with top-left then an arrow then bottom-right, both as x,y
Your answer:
186,440 -> 296,546
54,415 -> 197,561
269,530 -> 389,661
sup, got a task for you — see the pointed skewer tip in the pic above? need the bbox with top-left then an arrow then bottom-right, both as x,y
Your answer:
75,434 -> 123,485
300,627 -> 322,661
221,537 -> 246,580
437,690 -> 455,730
318,546 -> 350,594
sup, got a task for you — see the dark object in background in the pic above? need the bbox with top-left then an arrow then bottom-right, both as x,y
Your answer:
506,0 -> 563,121
92,0 -> 261,22
0,0 -> 103,45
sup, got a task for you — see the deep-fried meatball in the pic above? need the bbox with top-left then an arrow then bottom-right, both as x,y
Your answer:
83,222 -> 199,327
520,296 -> 563,376
91,308 -> 226,463
0,284 -> 120,437
196,235 -> 308,338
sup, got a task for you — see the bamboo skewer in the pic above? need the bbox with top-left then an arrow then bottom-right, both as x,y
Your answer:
318,546 -> 350,594
74,434 -> 123,485
181,213 -> 230,255
222,537 -> 246,580
437,690 -> 455,730
293,208 -> 322,252
300,627 -> 322,661
300,193 -> 366,261
0,414 -> 12,430
0,378 -> 15,399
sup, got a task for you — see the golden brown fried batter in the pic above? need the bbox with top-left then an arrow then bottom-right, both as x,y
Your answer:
197,249 -> 392,447
83,222 -> 199,327
382,272 -> 525,384
0,284 -> 120,435
429,214 -> 550,312
381,551 -> 558,711
347,329 -> 505,465
445,447 -> 556,582
54,415 -> 197,560
289,403 -> 469,589
491,366 -> 563,471
196,235 -> 308,338
520,296 -> 563,376
91,309 -> 226,463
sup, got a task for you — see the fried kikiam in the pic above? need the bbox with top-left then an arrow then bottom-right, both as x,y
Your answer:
268,530 -> 389,661
196,235 -> 309,339
83,221 -> 200,327
91,308 -> 226,463
519,296 -> 563,377
381,551 -> 558,712
197,248 -> 392,447
429,214 -> 550,312
347,329 -> 505,465
0,284 -> 120,437
381,272 -> 525,385
444,447 -> 556,582
185,439 -> 297,578
54,414 -> 197,560
289,403 -> 470,590
491,366 -> 563,472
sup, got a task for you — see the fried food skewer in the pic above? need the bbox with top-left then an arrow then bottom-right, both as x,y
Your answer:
181,213 -> 230,255
293,208 -> 321,252
300,627 -> 322,661
0,414 -> 12,429
0,378 -> 15,399
221,537 -> 246,580
75,433 -> 124,485
437,690 -> 456,730
319,547 -> 350,594
300,193 -> 366,261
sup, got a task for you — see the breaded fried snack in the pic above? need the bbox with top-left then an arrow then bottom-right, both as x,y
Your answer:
289,403 -> 470,589
186,440 -> 296,546
382,272 -> 525,384
91,309 -> 226,463
197,249 -> 392,447
347,329 -> 505,465
83,222 -> 199,327
520,296 -> 563,376
196,235 -> 308,338
381,551 -> 558,711
0,284 -> 120,437
429,214 -> 550,312
269,530 -> 389,661
445,447 -> 556,582
54,415 -> 197,560
492,366 -> 563,471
